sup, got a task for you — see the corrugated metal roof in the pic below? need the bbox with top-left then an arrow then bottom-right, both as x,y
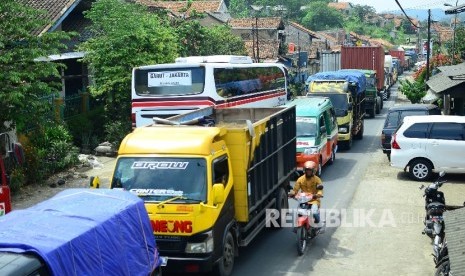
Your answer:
438,62 -> 465,77
444,207 -> 465,275
426,72 -> 465,93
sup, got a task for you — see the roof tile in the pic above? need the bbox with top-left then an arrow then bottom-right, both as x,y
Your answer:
228,17 -> 283,29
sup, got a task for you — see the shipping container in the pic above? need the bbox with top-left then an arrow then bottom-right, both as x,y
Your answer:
389,49 -> 406,67
320,51 -> 341,72
341,46 -> 385,92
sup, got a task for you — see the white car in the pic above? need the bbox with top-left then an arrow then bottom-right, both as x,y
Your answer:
390,115 -> 465,181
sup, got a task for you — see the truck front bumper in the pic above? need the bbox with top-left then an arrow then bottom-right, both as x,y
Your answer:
338,133 -> 351,141
162,254 -> 216,274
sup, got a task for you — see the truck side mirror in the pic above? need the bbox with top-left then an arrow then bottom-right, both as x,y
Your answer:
89,176 -> 100,189
212,183 -> 225,205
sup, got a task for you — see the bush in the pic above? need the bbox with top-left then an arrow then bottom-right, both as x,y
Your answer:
399,79 -> 426,104
22,123 -> 79,183
104,120 -> 132,150
9,167 -> 26,194
66,106 -> 105,152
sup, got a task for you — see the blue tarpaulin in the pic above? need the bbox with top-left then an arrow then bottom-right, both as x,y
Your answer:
0,189 -> 160,276
306,70 -> 367,94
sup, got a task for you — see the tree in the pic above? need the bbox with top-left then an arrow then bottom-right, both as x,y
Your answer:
301,2 -> 343,31
0,0 -> 71,132
228,0 -> 251,18
200,25 -> 247,56
351,4 -> 375,22
78,0 -> 178,126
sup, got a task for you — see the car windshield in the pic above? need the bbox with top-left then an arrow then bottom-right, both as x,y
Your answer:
111,157 -> 207,202
296,117 -> 317,137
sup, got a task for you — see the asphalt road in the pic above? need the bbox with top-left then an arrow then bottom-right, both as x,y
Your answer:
230,86 -> 400,276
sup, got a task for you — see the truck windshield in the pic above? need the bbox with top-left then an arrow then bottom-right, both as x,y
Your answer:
308,93 -> 348,116
296,117 -> 317,137
366,77 -> 375,88
111,157 -> 207,202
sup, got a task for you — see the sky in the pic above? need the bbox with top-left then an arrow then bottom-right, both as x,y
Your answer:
347,0 -> 461,13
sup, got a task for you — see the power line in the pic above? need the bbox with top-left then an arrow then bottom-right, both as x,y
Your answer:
394,0 -> 420,28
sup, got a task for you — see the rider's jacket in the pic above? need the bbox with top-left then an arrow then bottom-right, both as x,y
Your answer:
293,175 -> 323,206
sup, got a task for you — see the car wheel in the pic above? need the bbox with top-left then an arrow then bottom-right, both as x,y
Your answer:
409,159 -> 433,181
328,147 -> 336,165
316,159 -> 322,176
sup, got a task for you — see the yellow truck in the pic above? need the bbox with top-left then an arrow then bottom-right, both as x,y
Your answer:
102,106 -> 296,275
306,70 -> 366,150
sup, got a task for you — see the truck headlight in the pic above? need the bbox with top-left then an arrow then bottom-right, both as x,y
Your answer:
303,147 -> 318,155
338,126 -> 349,133
185,231 -> 214,253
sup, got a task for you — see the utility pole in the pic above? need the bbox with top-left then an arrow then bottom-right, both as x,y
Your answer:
252,23 -> 256,62
297,31 -> 301,83
445,1 -> 459,64
426,9 -> 431,81
255,16 -> 260,62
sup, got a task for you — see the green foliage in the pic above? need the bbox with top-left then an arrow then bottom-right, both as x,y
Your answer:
104,120 -> 132,151
66,106 -> 105,151
399,79 -> 426,104
201,25 -> 247,56
79,0 -> 178,123
23,123 -> 78,183
228,0 -> 251,18
0,0 -> 72,133
302,2 -> 343,31
9,167 -> 26,194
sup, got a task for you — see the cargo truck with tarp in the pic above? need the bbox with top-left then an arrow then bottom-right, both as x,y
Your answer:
306,70 -> 366,150
0,189 -> 163,276
94,106 -> 296,275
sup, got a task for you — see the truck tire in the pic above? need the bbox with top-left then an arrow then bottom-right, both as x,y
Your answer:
375,99 -> 380,114
368,108 -> 375,118
214,232 -> 235,276
354,120 -> 364,140
274,187 -> 289,228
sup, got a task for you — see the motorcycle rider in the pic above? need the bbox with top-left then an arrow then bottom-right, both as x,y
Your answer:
289,161 -> 324,224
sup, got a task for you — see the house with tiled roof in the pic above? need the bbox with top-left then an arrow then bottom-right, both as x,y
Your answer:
228,17 -> 285,61
327,2 -> 353,15
22,0 -> 94,119
134,0 -> 231,26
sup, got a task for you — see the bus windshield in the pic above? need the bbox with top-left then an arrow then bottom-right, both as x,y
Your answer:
111,157 -> 207,202
133,67 -> 205,96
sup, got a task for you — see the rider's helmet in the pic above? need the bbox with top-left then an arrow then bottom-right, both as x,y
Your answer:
303,161 -> 316,173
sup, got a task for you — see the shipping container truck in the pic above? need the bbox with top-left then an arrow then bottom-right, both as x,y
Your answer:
96,106 -> 296,275
340,46 -> 387,103
389,49 -> 406,69
306,70 -> 366,150
320,51 -> 341,72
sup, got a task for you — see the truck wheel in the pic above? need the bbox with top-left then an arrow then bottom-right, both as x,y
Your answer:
369,108 -> 375,118
354,121 -> 364,140
215,232 -> 235,276
375,99 -> 380,114
274,188 -> 289,228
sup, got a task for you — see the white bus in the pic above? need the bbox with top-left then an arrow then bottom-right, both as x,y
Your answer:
131,55 -> 290,127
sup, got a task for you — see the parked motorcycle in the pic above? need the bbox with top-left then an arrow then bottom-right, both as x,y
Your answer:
289,192 -> 325,256
419,171 -> 447,239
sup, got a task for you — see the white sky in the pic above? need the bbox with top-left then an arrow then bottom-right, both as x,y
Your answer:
348,0 -> 461,13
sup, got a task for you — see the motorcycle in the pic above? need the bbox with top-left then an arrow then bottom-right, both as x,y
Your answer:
419,171 -> 448,272
289,191 -> 325,256
419,171 -> 447,240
